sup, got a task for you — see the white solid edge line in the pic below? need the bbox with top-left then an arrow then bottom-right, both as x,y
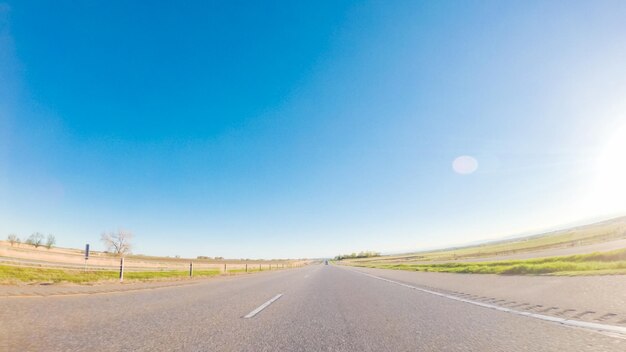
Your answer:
346,268 -> 626,337
244,293 -> 284,319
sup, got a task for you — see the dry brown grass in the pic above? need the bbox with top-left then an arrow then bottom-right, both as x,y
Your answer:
347,216 -> 626,265
0,240 -> 309,273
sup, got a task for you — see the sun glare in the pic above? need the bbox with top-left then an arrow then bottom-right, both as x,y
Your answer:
592,124 -> 626,214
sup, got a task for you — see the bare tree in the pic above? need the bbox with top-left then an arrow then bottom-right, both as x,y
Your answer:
27,233 -> 45,248
7,234 -> 19,246
46,234 -> 56,249
101,230 -> 133,255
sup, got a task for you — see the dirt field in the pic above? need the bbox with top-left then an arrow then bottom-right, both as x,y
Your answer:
0,241 -> 308,272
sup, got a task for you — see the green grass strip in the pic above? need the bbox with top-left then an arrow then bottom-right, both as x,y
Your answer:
350,248 -> 626,275
0,265 -> 221,284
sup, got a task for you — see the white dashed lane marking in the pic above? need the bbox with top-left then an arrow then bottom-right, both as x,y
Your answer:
243,294 -> 283,319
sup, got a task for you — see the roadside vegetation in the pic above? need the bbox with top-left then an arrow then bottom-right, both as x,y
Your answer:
2,230 -> 306,285
7,234 -> 20,246
101,230 -> 133,255
6,233 -> 56,249
349,248 -> 626,276
347,216 -> 626,264
334,251 -> 381,260
0,265 -> 222,284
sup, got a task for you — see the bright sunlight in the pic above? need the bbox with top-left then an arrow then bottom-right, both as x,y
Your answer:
592,124 -> 626,214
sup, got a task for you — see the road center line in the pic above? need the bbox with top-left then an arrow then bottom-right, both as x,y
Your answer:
346,267 -> 626,338
243,293 -> 283,319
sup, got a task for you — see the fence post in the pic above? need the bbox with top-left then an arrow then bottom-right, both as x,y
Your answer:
245,263 -> 248,272
189,261 -> 193,277
119,257 -> 124,282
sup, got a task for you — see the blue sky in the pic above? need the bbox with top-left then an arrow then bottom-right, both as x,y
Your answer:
1,1 -> 626,258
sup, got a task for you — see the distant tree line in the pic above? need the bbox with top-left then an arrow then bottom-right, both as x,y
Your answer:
6,233 -> 56,249
6,229 -> 134,257
334,251 -> 381,260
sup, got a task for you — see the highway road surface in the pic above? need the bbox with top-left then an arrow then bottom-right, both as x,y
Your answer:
1,264 -> 625,351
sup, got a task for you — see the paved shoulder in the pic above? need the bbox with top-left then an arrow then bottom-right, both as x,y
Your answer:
343,264 -> 626,326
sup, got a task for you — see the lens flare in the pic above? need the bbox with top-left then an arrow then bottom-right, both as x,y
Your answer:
452,156 -> 478,175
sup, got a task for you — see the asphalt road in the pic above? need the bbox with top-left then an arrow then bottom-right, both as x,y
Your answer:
1,264 -> 624,351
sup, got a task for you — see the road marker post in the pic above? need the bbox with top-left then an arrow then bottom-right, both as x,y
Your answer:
189,262 -> 193,277
83,244 -> 90,273
119,257 -> 125,282
245,263 -> 248,272
224,263 -> 226,273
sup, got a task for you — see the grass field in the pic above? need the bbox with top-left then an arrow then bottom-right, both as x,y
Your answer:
350,216 -> 626,264
0,239 -> 310,284
0,260 -> 302,284
0,239 -> 310,281
349,248 -> 626,276
0,266 -> 229,284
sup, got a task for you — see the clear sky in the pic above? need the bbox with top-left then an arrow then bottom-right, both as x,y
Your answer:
1,1 -> 626,259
